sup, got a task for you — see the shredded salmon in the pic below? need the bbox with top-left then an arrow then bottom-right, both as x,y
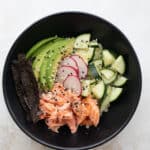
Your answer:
39,83 -> 100,133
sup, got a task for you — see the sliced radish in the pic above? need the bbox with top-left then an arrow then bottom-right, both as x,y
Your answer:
63,75 -> 82,96
71,55 -> 88,79
56,66 -> 78,83
61,56 -> 79,72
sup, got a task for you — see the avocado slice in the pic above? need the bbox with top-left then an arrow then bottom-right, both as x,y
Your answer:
26,36 -> 58,59
39,39 -> 67,88
39,50 -> 54,89
40,38 -> 75,90
32,38 -> 63,80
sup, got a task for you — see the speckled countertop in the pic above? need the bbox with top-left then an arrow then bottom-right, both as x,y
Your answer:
0,0 -> 150,150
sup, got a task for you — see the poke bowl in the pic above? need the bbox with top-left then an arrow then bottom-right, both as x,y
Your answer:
3,12 -> 142,150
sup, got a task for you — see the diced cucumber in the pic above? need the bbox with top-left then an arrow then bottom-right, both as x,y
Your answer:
81,80 -> 94,97
74,33 -> 91,49
101,86 -> 123,112
87,64 -> 99,79
100,69 -> 115,79
101,96 -> 110,112
91,80 -> 105,99
75,47 -> 94,63
93,47 -> 103,60
106,85 -> 112,95
102,73 -> 117,84
93,60 -> 103,77
89,40 -> 98,47
100,86 -> 112,112
87,47 -> 95,62
111,55 -> 126,74
103,50 -> 115,67
100,69 -> 117,84
98,43 -> 103,50
109,87 -> 123,102
90,79 -> 96,84
113,75 -> 127,86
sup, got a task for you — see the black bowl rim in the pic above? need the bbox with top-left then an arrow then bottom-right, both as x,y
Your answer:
2,11 -> 142,150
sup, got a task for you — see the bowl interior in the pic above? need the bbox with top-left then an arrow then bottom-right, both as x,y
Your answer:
3,12 -> 142,150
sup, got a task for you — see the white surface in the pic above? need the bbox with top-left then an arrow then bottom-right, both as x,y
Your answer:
0,0 -> 150,150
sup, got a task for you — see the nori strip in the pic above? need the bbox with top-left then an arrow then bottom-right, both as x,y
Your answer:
11,54 -> 40,123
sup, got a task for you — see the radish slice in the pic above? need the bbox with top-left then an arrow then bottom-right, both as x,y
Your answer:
63,75 -> 82,96
61,56 -> 78,72
71,55 -> 88,79
56,66 -> 78,83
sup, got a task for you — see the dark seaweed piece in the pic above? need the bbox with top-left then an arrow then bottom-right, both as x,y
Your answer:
11,61 -> 31,121
11,54 -> 40,123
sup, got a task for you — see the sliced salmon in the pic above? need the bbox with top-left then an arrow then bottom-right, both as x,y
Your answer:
72,100 -> 88,125
39,83 -> 100,134
82,96 -> 100,126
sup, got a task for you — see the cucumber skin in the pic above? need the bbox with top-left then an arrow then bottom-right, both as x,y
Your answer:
93,47 -> 103,60
87,64 -> 100,79
100,86 -> 123,112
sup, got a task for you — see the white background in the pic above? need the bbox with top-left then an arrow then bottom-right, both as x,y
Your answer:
0,0 -> 150,150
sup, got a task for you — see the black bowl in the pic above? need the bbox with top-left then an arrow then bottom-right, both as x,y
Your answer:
3,12 -> 142,150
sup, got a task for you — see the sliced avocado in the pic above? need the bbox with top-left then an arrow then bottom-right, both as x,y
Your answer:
46,38 -> 75,89
26,36 -> 58,59
39,38 -> 75,90
46,53 -> 62,89
39,50 -> 55,89
32,38 -> 63,80
39,39 -> 67,88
